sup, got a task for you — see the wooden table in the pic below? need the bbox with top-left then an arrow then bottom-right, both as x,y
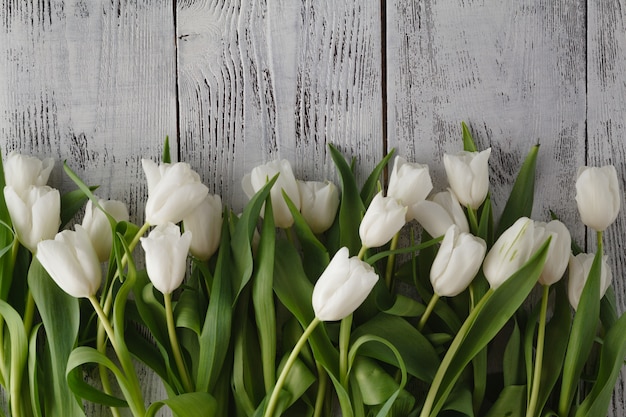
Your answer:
1,1 -> 625,416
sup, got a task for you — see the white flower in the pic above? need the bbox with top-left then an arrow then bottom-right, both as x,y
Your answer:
82,199 -> 130,262
536,220 -> 572,286
387,156 -> 432,218
142,159 -> 209,226
242,159 -> 300,228
430,225 -> 487,297
4,152 -> 54,192
36,226 -> 102,298
140,223 -> 192,294
359,192 -> 407,248
575,165 -> 620,232
567,253 -> 612,311
4,185 -> 60,253
410,190 -> 470,237
312,247 -> 379,321
183,194 -> 223,261
443,148 -> 491,209
297,180 -> 339,233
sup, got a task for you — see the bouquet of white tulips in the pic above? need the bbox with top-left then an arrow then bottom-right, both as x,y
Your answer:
0,125 -> 624,417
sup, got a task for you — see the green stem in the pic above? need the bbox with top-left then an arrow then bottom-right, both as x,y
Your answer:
88,295 -> 146,417
96,323 -> 121,417
313,362 -> 328,417
597,230 -> 603,255
384,233 -> 400,289
357,245 -> 367,260
164,292 -> 194,392
418,294 -> 440,332
527,285 -> 550,417
264,318 -> 321,417
339,313 -> 353,387
23,290 -> 35,337
467,206 -> 479,235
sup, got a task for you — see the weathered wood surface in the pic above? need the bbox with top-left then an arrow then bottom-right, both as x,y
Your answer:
0,0 -> 625,416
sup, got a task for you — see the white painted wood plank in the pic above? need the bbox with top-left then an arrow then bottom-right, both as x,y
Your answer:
0,1 -> 177,415
176,0 -> 383,213
588,0 -> 626,415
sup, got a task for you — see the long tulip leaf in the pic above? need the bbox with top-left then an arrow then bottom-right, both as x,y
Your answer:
60,186 -> 99,228
145,392 -> 218,417
0,300 -> 28,416
360,148 -> 395,207
484,385 -> 526,417
461,122 -> 478,152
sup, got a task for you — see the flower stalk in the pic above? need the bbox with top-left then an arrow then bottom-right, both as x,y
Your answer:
164,292 -> 194,393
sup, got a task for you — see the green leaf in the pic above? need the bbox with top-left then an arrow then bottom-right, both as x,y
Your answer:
162,136 -> 172,164
484,385 -> 526,417
328,144 -> 365,255
60,186 -> 99,228
0,300 -> 28,416
352,356 -> 401,405
503,318 -> 524,387
495,144 -> 539,237
423,239 -> 550,417
575,309 -> 626,416
28,324 -> 43,417
382,295 -> 425,317
461,122 -> 478,152
197,217 -> 233,393
28,258 -> 84,417
146,392 -> 217,417
559,250 -> 603,416
360,148 -> 395,207
0,149 -> 16,302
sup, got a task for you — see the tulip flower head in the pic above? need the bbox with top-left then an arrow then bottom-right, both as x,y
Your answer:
297,180 -> 340,233
575,165 -> 620,232
312,247 -> 379,321
387,156 -> 433,218
483,217 -> 541,289
567,253 -> 612,311
535,220 -> 572,286
410,190 -> 470,237
142,159 -> 209,226
359,192 -> 407,248
430,225 -> 487,297
443,148 -> 491,209
183,194 -> 223,261
36,225 -> 102,298
242,159 -> 301,229
4,152 -> 54,192
4,185 -> 61,253
82,198 -> 130,262
141,223 -> 192,294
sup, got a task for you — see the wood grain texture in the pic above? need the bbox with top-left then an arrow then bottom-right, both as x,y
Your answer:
588,0 -> 626,415
176,0 -> 382,212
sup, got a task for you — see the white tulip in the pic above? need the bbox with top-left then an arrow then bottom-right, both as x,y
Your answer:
312,247 -> 379,321
297,180 -> 339,233
140,223 -> 192,294
183,194 -> 223,261
4,152 -> 54,192
567,253 -> 612,311
36,226 -> 102,298
82,199 -> 130,262
359,192 -> 407,248
535,220 -> 572,286
4,185 -> 60,253
387,156 -> 433,218
410,190 -> 470,237
242,159 -> 301,228
443,148 -> 491,209
575,165 -> 620,232
142,159 -> 209,226
430,225 -> 487,297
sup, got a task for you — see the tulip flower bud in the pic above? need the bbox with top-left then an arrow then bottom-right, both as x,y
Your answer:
359,192 -> 407,248
443,148 -> 491,209
483,217 -> 540,289
567,253 -> 612,311
312,247 -> 379,321
182,194 -> 223,261
297,180 -> 339,233
430,225 -> 486,297
140,223 -> 192,294
409,190 -> 470,237
535,220 -> 572,286
575,165 -> 620,232
4,185 -> 60,253
36,226 -> 102,298
242,159 -> 301,229
387,156 -> 433,218
142,159 -> 209,226
4,152 -> 54,192
81,199 -> 130,262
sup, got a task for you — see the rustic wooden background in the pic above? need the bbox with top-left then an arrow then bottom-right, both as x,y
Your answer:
0,0 -> 625,415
